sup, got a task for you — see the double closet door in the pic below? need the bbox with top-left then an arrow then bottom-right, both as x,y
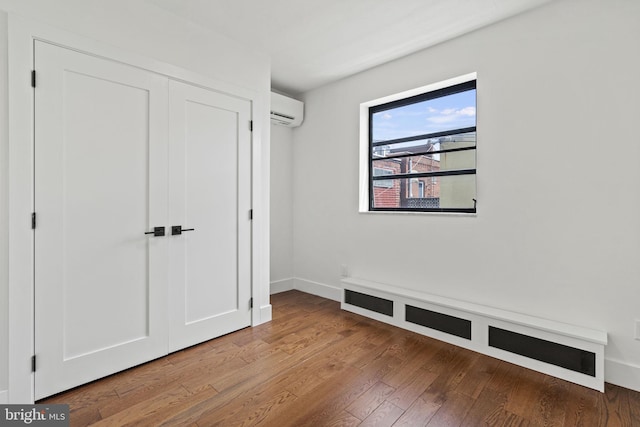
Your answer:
33,41 -> 252,399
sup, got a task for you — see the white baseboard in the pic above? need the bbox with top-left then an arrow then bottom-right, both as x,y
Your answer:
293,278 -> 342,301
605,358 -> 640,392
270,278 -> 294,294
258,304 -> 272,324
293,277 -> 342,301
0,389 -> 7,404
270,277 -> 342,301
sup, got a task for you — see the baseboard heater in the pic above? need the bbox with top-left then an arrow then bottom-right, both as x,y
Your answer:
341,277 -> 606,391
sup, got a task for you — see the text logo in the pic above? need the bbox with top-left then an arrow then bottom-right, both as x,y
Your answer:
1,405 -> 69,426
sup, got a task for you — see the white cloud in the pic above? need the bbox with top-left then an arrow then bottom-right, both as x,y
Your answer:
382,113 -> 392,120
428,115 -> 456,124
456,106 -> 476,116
426,105 -> 475,124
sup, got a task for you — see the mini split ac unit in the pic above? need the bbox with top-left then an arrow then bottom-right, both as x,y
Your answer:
270,91 -> 304,127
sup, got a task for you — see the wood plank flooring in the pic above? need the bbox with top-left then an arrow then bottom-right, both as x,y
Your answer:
40,290 -> 640,426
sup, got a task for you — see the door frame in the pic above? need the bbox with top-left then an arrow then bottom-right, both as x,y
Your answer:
7,14 -> 272,403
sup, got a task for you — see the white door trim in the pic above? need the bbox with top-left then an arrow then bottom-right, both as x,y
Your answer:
7,14 -> 271,404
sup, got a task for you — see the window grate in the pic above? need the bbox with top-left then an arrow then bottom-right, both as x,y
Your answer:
367,77 -> 477,213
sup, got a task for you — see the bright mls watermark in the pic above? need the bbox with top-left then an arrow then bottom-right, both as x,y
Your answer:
1,405 -> 69,426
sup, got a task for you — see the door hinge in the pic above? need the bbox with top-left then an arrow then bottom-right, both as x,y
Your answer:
249,120 -> 253,132
31,70 -> 36,88
249,209 -> 253,220
31,355 -> 36,372
31,212 -> 36,230
249,297 -> 253,309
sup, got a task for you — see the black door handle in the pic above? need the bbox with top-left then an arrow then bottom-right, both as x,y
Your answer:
171,225 -> 195,235
144,226 -> 165,237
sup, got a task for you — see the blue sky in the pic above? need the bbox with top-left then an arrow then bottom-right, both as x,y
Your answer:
372,89 -> 476,142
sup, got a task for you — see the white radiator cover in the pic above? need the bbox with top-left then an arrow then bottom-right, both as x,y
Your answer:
341,277 -> 607,392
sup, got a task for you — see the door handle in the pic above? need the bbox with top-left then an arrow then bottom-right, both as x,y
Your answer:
144,226 -> 165,237
171,225 -> 195,235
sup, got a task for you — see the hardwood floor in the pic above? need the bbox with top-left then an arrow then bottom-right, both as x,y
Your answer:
40,290 -> 640,426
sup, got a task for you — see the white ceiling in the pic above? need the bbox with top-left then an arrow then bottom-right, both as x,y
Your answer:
146,0 -> 552,95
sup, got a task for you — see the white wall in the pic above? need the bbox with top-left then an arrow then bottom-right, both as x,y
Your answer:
0,10 -> 8,402
0,0 -> 271,402
270,124 -> 294,289
293,0 -> 640,390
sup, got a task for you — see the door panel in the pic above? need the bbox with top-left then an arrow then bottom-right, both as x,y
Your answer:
62,71 -> 151,359
185,102 -> 238,322
168,80 -> 252,352
34,41 -> 169,399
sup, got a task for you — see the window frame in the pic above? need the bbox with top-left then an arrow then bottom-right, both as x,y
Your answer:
359,73 -> 477,214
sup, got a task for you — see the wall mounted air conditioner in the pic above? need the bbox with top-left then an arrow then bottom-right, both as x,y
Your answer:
270,91 -> 304,127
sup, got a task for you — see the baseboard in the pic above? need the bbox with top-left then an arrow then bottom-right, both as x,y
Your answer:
292,278 -> 342,301
270,278 -> 294,294
258,304 -> 272,324
270,277 -> 342,301
0,389 -> 7,404
605,359 -> 640,392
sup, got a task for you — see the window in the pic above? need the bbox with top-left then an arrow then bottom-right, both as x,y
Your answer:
360,74 -> 477,213
372,167 -> 394,188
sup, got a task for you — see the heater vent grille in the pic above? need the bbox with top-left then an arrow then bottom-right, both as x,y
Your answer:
406,305 -> 471,340
344,290 -> 393,316
489,326 -> 596,377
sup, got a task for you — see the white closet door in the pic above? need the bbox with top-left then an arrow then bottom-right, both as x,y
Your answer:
34,41 -> 169,399
168,80 -> 252,351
